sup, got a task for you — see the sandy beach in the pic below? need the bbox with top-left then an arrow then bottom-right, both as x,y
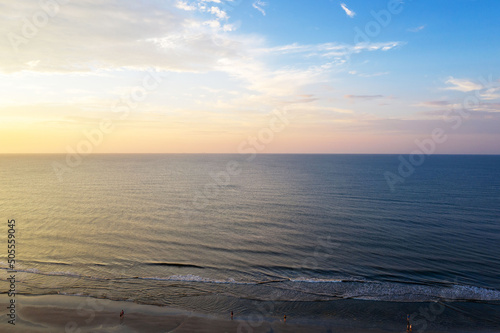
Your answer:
0,295 -> 353,333
1,295 -> 498,333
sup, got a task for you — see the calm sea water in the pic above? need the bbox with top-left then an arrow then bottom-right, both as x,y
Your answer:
1,154 -> 500,327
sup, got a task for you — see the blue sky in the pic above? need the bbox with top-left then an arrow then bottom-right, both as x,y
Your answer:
1,0 -> 499,153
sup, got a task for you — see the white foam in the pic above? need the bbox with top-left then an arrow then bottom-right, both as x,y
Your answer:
9,266 -> 500,302
290,277 -> 343,283
57,292 -> 87,297
141,274 -> 253,284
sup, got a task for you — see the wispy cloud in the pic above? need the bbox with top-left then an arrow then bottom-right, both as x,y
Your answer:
348,71 -> 389,78
442,77 -> 500,101
340,3 -> 355,18
253,0 -> 267,16
445,77 -> 483,92
261,41 -> 403,57
480,88 -> 500,101
408,25 -> 426,32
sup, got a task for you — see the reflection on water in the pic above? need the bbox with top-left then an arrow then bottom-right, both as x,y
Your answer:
1,154 -> 500,318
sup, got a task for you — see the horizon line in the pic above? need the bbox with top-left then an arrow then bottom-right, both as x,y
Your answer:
1,153 -> 499,156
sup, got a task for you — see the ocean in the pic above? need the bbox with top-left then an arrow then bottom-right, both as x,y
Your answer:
1,154 -> 500,330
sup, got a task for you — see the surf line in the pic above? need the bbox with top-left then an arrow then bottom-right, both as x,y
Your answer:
7,219 -> 17,325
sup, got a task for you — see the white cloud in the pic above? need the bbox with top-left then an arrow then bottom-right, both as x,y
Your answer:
176,1 -> 197,11
208,6 -> 228,20
0,0 -> 408,120
408,25 -> 426,32
480,88 -> 500,101
261,41 -> 403,59
445,77 -> 483,92
203,20 -> 221,28
0,1 -> 244,74
176,1 -> 230,24
252,0 -> 267,16
215,42 -> 401,99
340,3 -> 355,18
222,23 -> 236,32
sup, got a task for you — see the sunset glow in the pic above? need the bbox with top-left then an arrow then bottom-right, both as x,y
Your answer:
1,0 -> 499,154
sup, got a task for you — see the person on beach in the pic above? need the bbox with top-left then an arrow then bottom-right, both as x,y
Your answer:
231,311 -> 233,320
284,315 -> 286,323
406,314 -> 412,332
120,310 -> 124,318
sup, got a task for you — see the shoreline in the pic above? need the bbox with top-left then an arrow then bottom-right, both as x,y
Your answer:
0,294 -> 343,333
1,294 -> 499,332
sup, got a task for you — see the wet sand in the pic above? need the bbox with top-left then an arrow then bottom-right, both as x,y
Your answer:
1,295 -> 498,332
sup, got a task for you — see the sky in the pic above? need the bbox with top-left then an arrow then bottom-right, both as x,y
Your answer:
1,0 -> 500,154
